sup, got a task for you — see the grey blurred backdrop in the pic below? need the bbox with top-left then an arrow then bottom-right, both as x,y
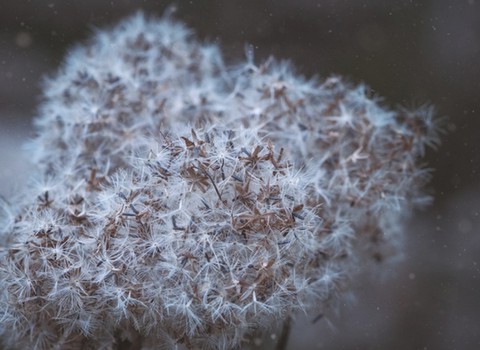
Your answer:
0,1 -> 479,349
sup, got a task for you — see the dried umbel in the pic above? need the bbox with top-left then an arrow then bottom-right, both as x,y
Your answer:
0,12 -> 439,350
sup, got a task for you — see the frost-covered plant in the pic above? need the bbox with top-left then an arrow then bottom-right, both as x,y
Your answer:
0,12 -> 439,350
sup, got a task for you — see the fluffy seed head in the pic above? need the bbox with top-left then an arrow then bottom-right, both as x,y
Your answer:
0,11 -> 439,350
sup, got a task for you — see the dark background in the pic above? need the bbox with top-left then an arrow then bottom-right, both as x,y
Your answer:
1,1 -> 479,349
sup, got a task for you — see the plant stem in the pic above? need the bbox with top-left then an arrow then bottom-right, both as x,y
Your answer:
276,316 -> 291,350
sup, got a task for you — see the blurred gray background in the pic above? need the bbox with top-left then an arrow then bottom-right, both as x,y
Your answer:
0,0 -> 479,349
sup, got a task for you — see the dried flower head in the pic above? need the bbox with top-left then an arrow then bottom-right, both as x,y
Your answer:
0,11 -> 439,350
